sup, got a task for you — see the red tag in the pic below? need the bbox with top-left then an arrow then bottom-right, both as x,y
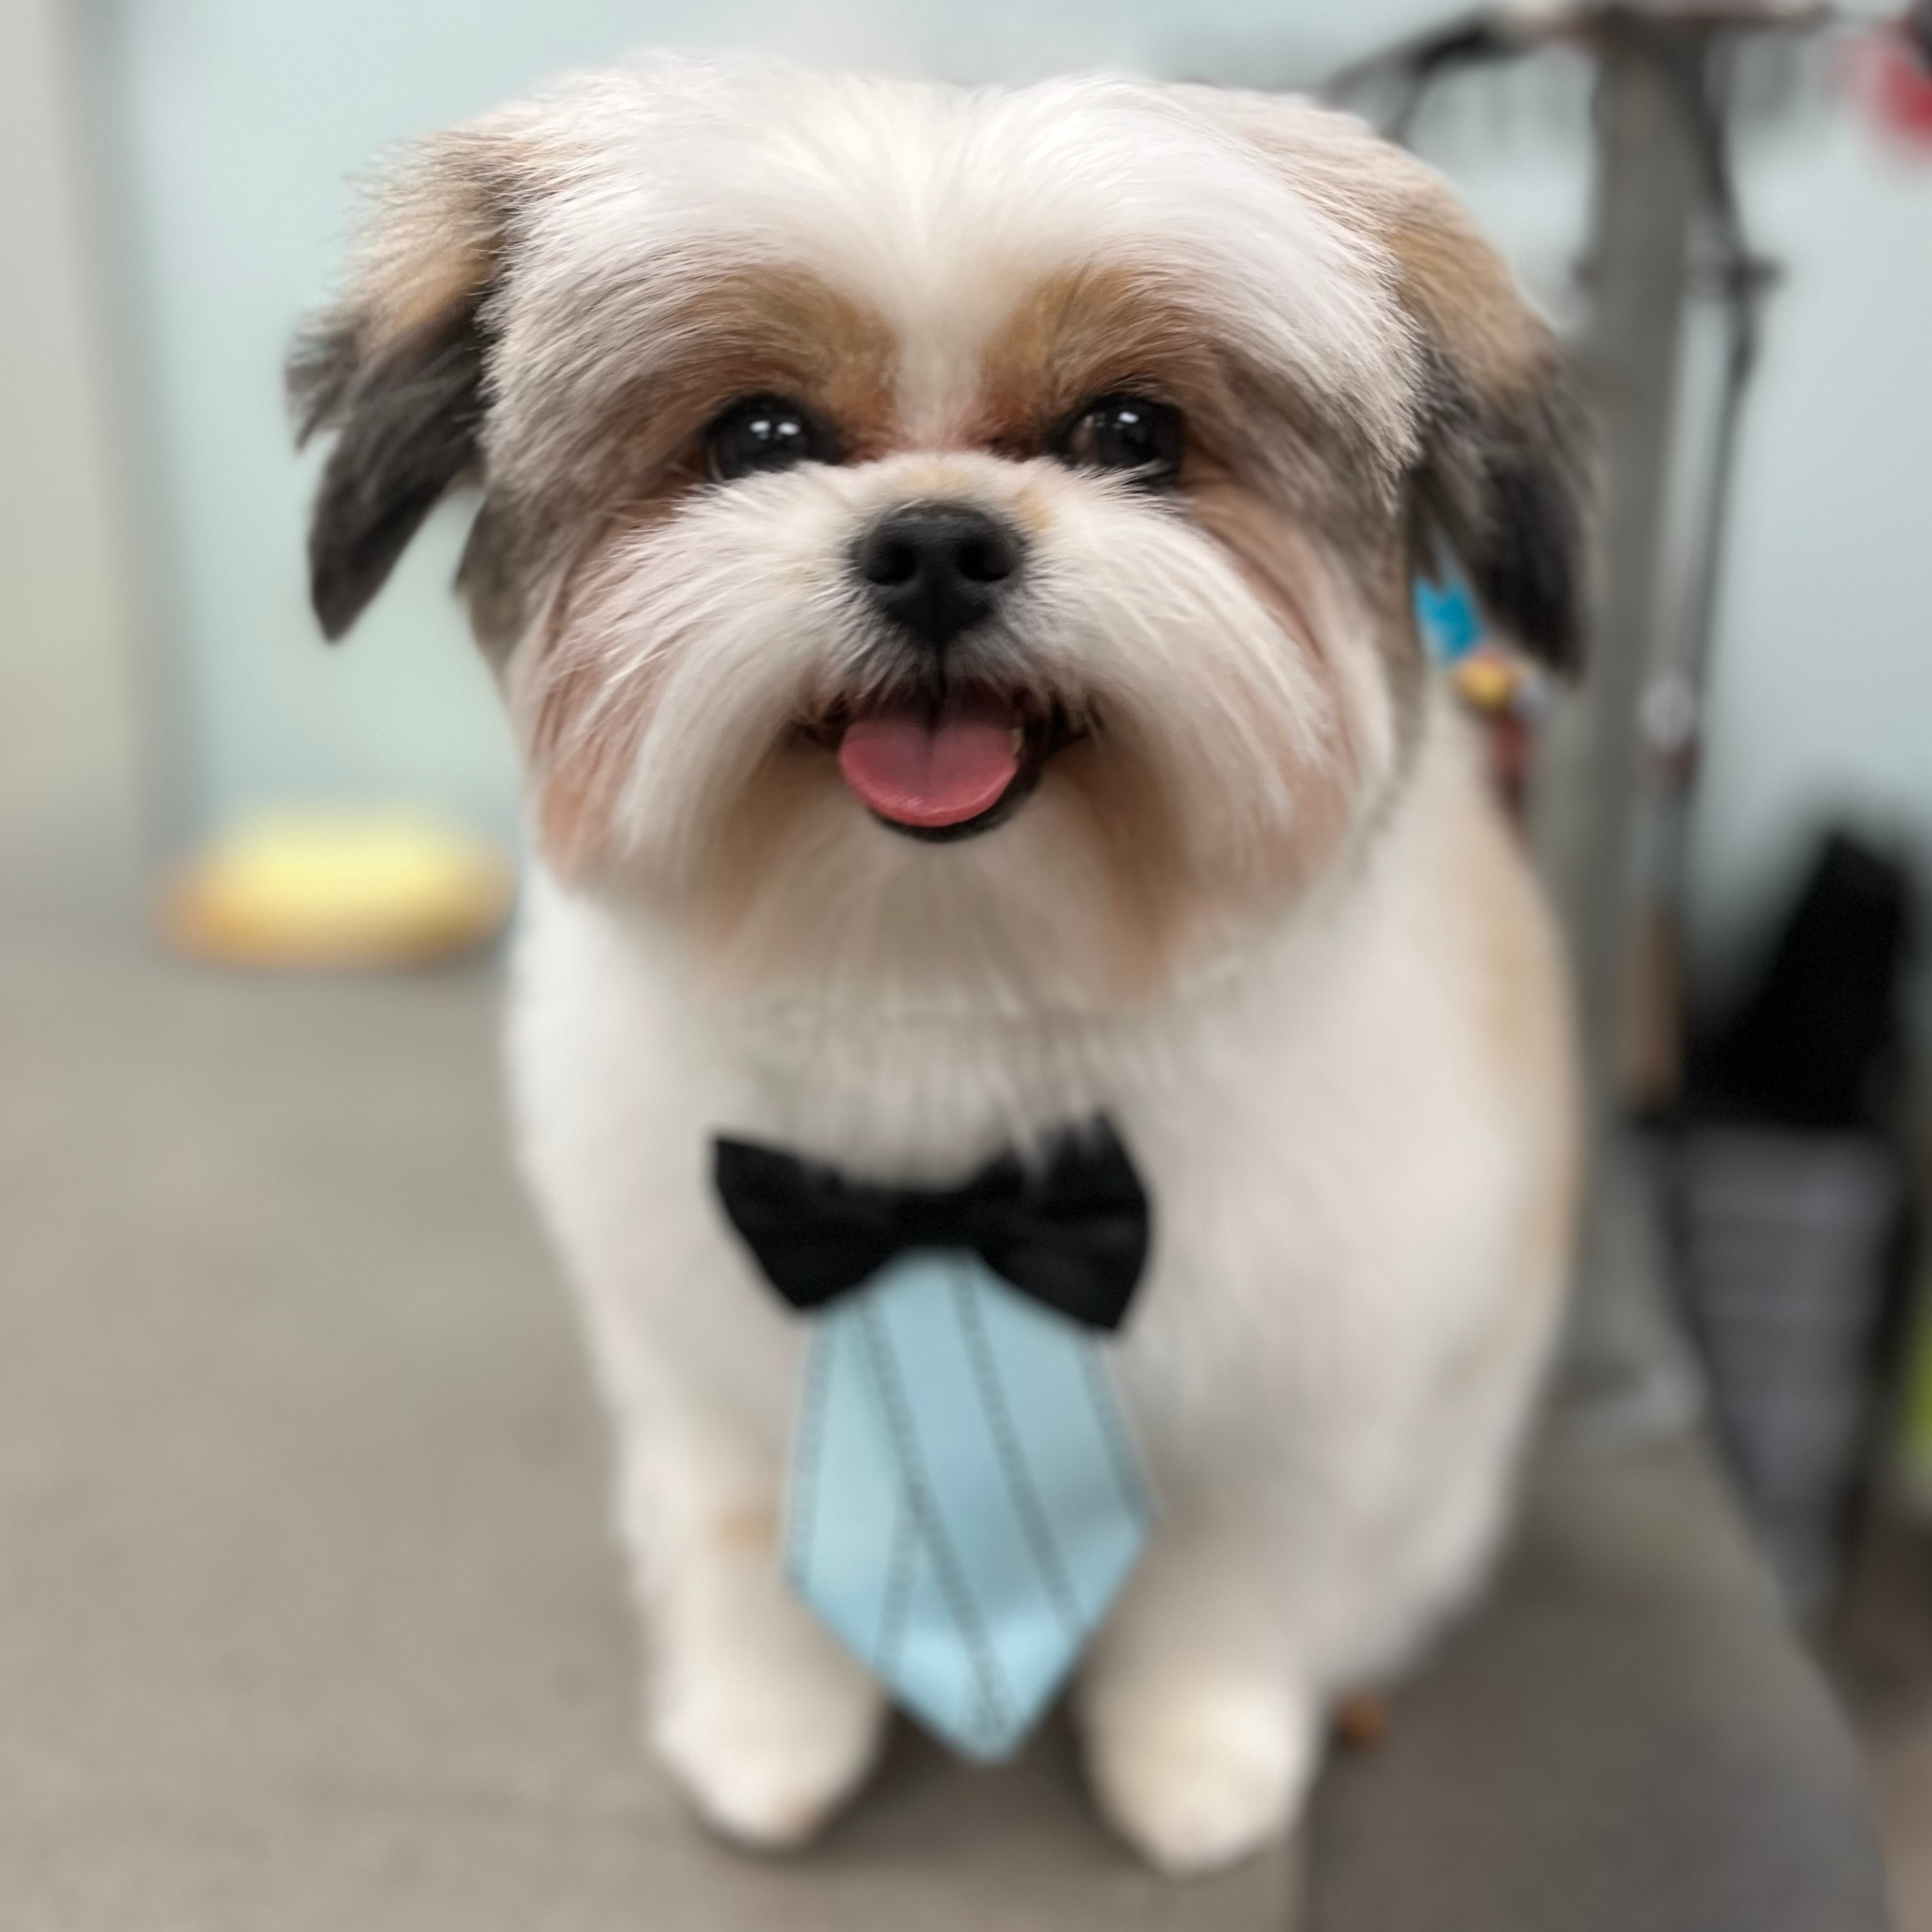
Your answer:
1848,24 -> 1932,152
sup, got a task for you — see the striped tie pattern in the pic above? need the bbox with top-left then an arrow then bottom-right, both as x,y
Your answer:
784,1249 -> 1150,1761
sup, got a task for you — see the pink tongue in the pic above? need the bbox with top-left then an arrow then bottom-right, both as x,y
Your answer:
837,695 -> 1021,829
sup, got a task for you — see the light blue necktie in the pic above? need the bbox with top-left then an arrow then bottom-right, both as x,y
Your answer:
783,1249 -> 1150,1761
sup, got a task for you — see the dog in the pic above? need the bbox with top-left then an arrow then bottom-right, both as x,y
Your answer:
291,56 -> 1583,1877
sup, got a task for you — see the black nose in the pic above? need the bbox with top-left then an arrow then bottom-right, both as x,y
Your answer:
854,503 -> 1022,651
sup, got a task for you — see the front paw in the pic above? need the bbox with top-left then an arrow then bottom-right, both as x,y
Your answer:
651,1635 -> 886,1850
1081,1674 -> 1318,1878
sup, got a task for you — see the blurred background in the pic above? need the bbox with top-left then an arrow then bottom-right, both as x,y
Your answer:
3,0 -> 1930,1926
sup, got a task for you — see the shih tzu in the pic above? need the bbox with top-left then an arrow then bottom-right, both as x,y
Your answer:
292,57 -> 1582,1878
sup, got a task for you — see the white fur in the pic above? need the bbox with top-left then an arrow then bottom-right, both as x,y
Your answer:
508,694 -> 1571,1873
329,60 -> 1578,1877
478,64 -> 1421,498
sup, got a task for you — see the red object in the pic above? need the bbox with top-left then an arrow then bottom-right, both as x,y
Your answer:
1848,22 -> 1932,151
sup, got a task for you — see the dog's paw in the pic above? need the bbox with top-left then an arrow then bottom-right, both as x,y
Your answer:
651,1644 -> 886,1850
1082,1677 -> 1317,1877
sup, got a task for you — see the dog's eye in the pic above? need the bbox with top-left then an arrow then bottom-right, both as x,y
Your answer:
1055,395 -> 1184,486
704,394 -> 837,483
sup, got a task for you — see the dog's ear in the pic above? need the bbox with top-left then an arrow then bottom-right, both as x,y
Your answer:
1389,203 -> 1592,675
1177,92 -> 1592,672
289,137 -> 520,641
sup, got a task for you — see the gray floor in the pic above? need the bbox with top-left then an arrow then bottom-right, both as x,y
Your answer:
1838,1497 -> 1932,1932
0,822 -> 1308,1930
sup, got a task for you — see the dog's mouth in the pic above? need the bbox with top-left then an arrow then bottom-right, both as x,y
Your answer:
823,691 -> 1076,843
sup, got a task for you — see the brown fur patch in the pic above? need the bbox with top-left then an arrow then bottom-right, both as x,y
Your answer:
524,642 -> 662,877
1333,1690 -> 1394,1751
1181,473 -> 1408,845
1381,215 -> 1548,416
1453,758 -> 1581,1305
1029,699 -> 1360,1002
679,737 -> 843,947
1187,479 -> 1356,733
967,264 -> 1232,455
708,1503 -> 779,1551
359,135 -> 516,341
966,263 -> 1377,530
1198,96 -> 1588,665
1173,91 -> 1541,405
498,264 -> 902,873
1044,734 -> 1197,993
525,264 -> 900,530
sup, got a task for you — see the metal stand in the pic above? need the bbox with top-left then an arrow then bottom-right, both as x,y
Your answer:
1537,11 -> 1715,1445
1332,3 -> 1845,1446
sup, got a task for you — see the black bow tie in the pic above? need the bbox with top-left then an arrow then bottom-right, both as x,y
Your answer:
712,1118 -> 1151,1333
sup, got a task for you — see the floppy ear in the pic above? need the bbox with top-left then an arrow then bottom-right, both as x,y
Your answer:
1394,219 -> 1592,674
1176,90 -> 1592,671
288,138 -> 515,641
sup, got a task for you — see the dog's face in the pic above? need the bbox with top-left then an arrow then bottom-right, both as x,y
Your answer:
294,62 -> 1584,1010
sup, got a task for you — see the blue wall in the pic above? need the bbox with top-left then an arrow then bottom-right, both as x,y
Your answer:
101,0 -> 1931,987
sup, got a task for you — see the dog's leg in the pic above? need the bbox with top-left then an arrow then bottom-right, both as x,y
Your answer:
613,1403 -> 888,1848
1076,1512 -> 1324,1878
